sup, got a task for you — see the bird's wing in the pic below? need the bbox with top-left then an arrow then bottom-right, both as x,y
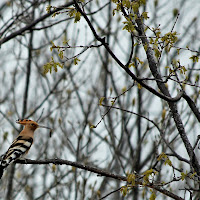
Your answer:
1,135 -> 33,168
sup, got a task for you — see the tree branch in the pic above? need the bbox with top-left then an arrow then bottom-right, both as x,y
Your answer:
73,0 -> 183,103
0,2 -> 74,46
182,92 -> 200,123
16,158 -> 126,181
26,72 -> 66,118
133,9 -> 200,176
15,158 -> 184,200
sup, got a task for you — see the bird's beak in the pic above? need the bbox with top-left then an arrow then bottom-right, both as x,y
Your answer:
38,125 -> 53,137
38,125 -> 51,129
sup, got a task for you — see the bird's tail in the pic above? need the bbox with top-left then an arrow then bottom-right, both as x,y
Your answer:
0,166 -> 4,179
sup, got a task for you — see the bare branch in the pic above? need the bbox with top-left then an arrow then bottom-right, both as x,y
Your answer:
15,158 -> 184,200
0,2 -> 74,46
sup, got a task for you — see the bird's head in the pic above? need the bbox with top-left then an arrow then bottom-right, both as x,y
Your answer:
16,119 -> 39,131
16,119 -> 52,133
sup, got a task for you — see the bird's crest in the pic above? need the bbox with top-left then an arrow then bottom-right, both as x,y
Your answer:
16,119 -> 38,126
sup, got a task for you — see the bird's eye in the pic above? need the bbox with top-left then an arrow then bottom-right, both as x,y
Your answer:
31,123 -> 35,126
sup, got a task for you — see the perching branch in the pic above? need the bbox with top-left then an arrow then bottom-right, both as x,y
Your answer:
16,158 -> 126,181
15,158 -> 184,200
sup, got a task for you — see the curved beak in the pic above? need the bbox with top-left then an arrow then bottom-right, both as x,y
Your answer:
38,125 -> 53,137
38,125 -> 51,129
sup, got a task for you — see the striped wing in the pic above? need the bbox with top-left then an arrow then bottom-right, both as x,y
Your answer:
0,136 -> 33,168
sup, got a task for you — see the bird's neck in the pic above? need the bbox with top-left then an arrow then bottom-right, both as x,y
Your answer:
19,127 -> 35,137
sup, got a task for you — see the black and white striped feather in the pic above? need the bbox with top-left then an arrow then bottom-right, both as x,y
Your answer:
0,135 -> 33,178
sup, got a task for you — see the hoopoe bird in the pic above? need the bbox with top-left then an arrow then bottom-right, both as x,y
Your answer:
0,119 -> 52,179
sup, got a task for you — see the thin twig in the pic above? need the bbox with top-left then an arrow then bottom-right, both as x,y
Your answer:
171,13 -> 180,32
26,73 -> 66,118
99,186 -> 122,200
